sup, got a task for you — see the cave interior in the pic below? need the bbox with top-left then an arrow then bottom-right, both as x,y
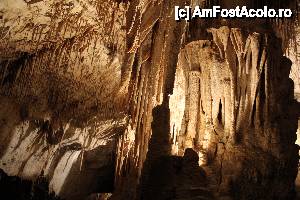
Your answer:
0,0 -> 300,200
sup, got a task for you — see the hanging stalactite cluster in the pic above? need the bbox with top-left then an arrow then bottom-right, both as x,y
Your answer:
114,0 -> 300,200
0,0 -> 129,125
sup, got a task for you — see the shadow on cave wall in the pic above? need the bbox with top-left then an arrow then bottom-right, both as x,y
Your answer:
0,169 -> 62,200
57,143 -> 116,200
137,104 -> 216,200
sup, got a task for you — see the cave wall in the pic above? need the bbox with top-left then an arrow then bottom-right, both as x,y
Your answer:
113,1 -> 300,200
0,96 -> 125,199
0,0 -> 299,200
0,0 -> 128,199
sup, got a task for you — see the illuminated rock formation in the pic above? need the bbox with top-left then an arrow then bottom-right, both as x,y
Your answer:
113,0 -> 300,199
170,27 -> 299,199
0,0 -> 127,199
0,0 -> 299,200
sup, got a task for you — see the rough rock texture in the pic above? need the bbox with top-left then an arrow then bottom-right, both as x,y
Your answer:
170,27 -> 300,200
0,0 -> 299,200
0,96 -> 126,199
114,1 -> 190,199
114,0 -> 300,199
0,0 -> 127,199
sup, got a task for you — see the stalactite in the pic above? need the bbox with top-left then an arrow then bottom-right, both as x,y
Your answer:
168,25 -> 299,199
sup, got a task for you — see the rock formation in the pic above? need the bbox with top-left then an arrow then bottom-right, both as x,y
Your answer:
0,0 -> 299,200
